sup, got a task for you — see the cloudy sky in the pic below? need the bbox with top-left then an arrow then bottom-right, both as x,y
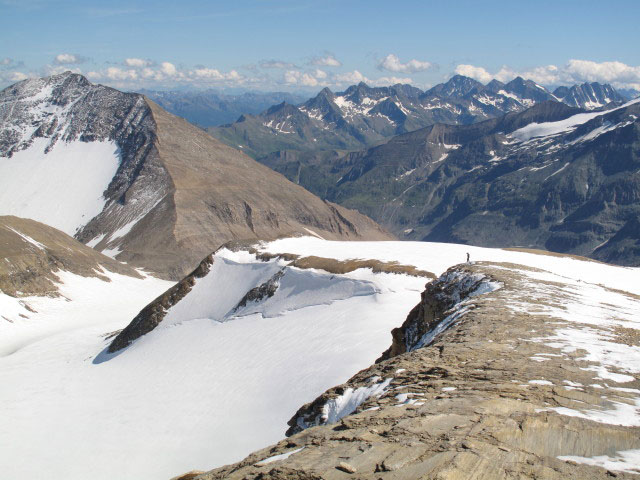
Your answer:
2,0 -> 639,93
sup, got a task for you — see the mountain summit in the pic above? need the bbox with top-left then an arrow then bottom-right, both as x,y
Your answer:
0,72 -> 391,279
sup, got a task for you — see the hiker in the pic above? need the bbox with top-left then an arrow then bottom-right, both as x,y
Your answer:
466,252 -> 470,263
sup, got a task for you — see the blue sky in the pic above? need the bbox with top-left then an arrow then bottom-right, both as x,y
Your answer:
2,0 -> 640,92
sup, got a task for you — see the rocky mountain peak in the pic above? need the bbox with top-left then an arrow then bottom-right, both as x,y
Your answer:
553,82 -> 627,109
0,71 -> 148,158
264,100 -> 301,117
428,75 -> 484,98
390,83 -> 423,99
503,76 -> 554,102
485,78 -> 505,92
1,73 -> 393,279
317,86 -> 334,98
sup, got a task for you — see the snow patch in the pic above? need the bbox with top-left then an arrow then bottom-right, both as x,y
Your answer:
6,227 -> 46,250
322,378 -> 393,424
511,97 -> 640,142
255,447 -> 305,466
558,450 -> 640,474
0,138 -> 121,236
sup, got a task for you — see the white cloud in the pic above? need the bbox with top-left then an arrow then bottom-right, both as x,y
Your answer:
334,70 -> 367,84
192,68 -> 243,82
454,64 -> 493,83
10,71 -> 29,81
0,70 -> 29,83
454,60 -> 640,90
82,62 -> 247,89
0,58 -> 25,73
378,54 -> 432,73
565,60 -> 640,89
330,70 -> 413,87
283,70 -> 320,87
332,70 -> 413,88
104,67 -> 139,81
310,54 -> 342,67
124,58 -> 153,68
314,69 -> 327,79
53,53 -> 88,65
160,62 -> 177,76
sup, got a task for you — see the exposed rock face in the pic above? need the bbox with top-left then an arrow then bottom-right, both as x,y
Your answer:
232,270 -> 285,313
0,215 -> 141,298
292,100 -> 640,266
0,73 -> 391,280
107,253 -> 214,353
376,269 -> 492,361
554,82 -> 628,109
191,262 -> 640,479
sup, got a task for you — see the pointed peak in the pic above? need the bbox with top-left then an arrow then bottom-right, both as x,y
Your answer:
505,76 -> 528,88
318,86 -> 334,97
486,79 -> 505,90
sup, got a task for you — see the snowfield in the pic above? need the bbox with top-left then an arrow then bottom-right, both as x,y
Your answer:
0,138 -> 121,236
1,237 -> 639,479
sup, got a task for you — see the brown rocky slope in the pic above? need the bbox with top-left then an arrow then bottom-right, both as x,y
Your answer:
118,100 -> 391,279
0,215 -> 141,298
187,261 -> 640,479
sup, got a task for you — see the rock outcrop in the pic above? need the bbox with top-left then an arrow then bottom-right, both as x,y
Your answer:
191,261 -> 640,479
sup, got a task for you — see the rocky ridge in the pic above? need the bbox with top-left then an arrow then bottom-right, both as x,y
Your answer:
191,259 -> 640,479
107,242 -> 435,354
554,82 -> 627,110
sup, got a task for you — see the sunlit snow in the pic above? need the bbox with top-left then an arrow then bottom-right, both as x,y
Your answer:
1,237 -> 639,479
0,138 -> 121,235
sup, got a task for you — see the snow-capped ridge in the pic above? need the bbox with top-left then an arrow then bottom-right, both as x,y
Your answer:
511,96 -> 640,142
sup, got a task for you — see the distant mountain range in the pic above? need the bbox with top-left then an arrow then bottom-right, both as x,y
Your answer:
1,72 -> 638,270
276,98 -> 640,266
139,89 -> 307,127
207,76 -> 631,159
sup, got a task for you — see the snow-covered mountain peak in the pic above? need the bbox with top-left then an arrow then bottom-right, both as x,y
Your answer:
0,71 -> 148,158
1,73 -> 391,278
0,72 -> 159,239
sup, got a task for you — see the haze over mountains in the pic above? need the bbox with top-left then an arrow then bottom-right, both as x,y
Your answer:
140,89 -> 307,127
